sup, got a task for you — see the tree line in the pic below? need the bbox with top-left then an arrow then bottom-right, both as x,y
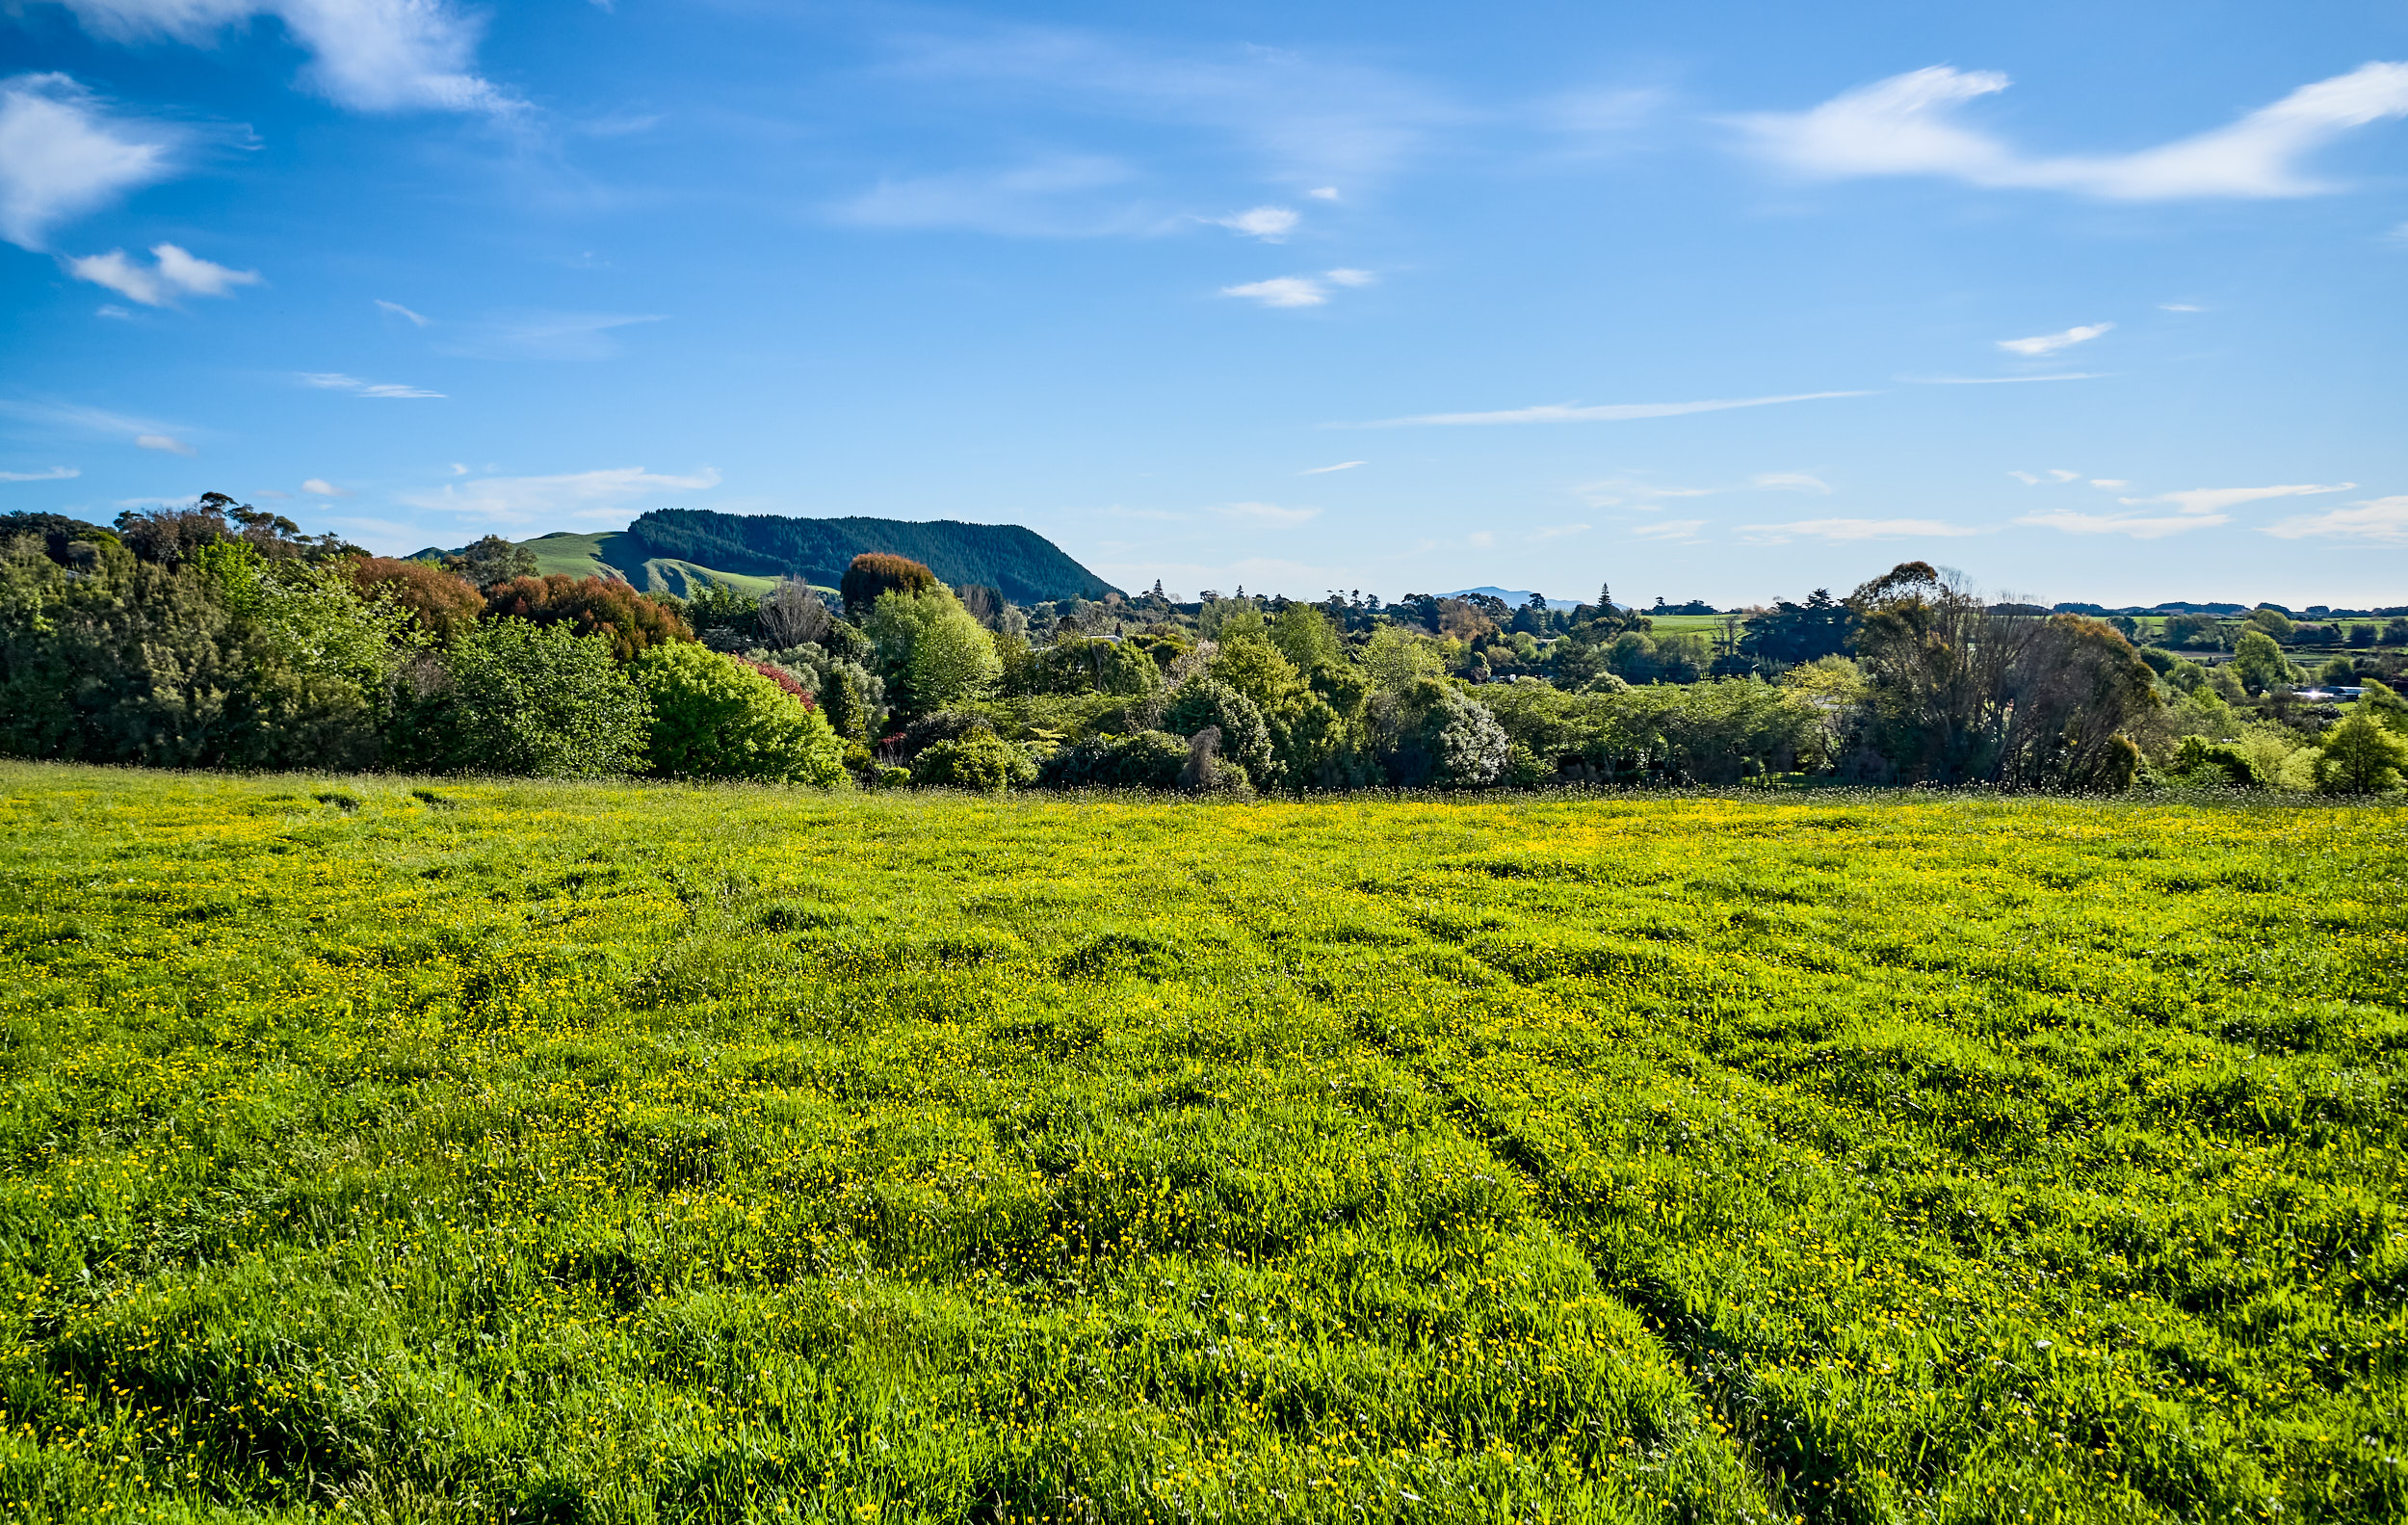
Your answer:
4,504 -> 2402,795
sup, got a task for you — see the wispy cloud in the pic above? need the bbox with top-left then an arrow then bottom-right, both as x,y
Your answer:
301,372 -> 444,399
400,465 -> 721,527
1324,267 -> 1375,287
1998,322 -> 2111,356
1210,500 -> 1320,525
2262,493 -> 2408,544
2160,302 -> 2205,312
1215,205 -> 1297,240
53,0 -> 516,114
2018,510 -> 2224,539
0,397 -> 194,451
1356,390 -> 1872,427
67,243 -> 260,305
431,310 -> 666,361
1306,186 -> 1339,200
1742,517 -> 1978,543
1577,476 -> 1715,506
1750,470 -> 1830,494
300,477 -> 344,496
0,73 -> 177,250
1734,61 -> 2408,199
831,155 -> 1147,237
2120,482 -> 2352,515
1299,460 -> 1365,475
1627,519 -> 1704,540
1909,373 -> 2105,385
376,299 -> 430,327
0,465 -> 79,482
137,433 -> 194,455
2008,469 -> 2082,485
1222,276 -> 1326,308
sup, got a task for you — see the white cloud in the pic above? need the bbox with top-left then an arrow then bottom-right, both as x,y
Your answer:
1210,500 -> 1320,525
95,303 -> 134,318
2008,468 -> 2082,485
136,433 -> 194,455
2119,482 -> 2352,515
1299,460 -> 1365,474
301,477 -> 344,496
1360,390 -> 1872,427
1577,477 -> 1715,506
1216,205 -> 1297,240
2261,494 -> 2408,544
1735,62 -> 2408,199
1741,517 -> 1978,543
1750,470 -> 1830,494
1628,519 -> 1703,540
1910,373 -> 2104,384
2019,510 -> 2225,539
0,465 -> 79,482
2160,302 -> 2204,312
66,243 -> 259,304
1466,530 -> 1493,548
1998,322 -> 2111,356
1324,267 -> 1375,286
301,371 -> 443,398
430,310 -> 666,361
399,465 -> 720,527
0,73 -> 175,250
1307,186 -> 1339,199
832,156 -> 1145,237
376,298 -> 430,326
54,0 -> 513,113
2089,479 -> 2128,488
1222,276 -> 1326,308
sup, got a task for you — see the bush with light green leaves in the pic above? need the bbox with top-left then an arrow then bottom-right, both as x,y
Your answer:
632,641 -> 845,785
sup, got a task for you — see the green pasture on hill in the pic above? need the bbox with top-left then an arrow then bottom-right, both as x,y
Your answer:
0,766 -> 2402,1523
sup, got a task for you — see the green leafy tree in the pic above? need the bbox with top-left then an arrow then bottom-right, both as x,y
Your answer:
443,534 -> 540,590
1369,678 -> 1510,788
632,642 -> 844,784
2316,655 -> 2356,685
1037,730 -> 1189,790
393,619 -> 649,777
865,586 -> 1001,718
2244,607 -> 2296,643
1164,676 -> 1275,786
1269,603 -> 1344,670
2233,630 -> 2290,694
2311,711 -> 2408,795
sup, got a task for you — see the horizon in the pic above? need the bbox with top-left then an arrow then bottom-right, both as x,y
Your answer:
4,1 -> 2406,606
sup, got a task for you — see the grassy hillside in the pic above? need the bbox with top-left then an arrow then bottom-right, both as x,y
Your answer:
510,531 -> 786,599
0,768 -> 2400,1521
628,510 -> 1119,604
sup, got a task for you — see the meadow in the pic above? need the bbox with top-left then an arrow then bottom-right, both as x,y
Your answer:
0,764 -> 2401,1524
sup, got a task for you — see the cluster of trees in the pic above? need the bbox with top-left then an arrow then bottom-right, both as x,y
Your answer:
0,501 -> 843,783
7,502 -> 2402,796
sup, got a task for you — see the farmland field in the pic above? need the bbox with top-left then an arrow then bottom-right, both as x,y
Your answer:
1,765 -> 2403,1524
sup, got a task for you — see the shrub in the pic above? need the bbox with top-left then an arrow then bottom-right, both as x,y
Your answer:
350,557 -> 483,643
442,534 -> 540,590
1038,730 -> 1189,790
483,574 -> 692,660
1369,679 -> 1510,788
912,730 -> 1034,793
841,553 -> 939,618
1163,676 -> 1275,785
393,618 -> 649,777
632,642 -> 845,785
2234,630 -> 2290,694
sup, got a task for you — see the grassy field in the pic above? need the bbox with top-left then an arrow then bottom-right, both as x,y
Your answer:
0,766 -> 2402,1524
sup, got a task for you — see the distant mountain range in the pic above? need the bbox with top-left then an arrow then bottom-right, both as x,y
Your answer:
413,510 -> 1119,603
1450,587 -> 1583,612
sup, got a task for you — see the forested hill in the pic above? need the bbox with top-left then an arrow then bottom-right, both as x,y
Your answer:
628,510 -> 1118,603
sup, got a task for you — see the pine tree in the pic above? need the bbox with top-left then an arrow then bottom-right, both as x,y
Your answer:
1598,582 -> 1613,613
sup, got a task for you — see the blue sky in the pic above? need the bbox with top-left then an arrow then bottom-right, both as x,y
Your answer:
4,1 -> 2405,607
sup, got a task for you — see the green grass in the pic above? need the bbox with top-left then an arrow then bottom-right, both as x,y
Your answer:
516,533 -> 784,600
1,765 -> 2402,1523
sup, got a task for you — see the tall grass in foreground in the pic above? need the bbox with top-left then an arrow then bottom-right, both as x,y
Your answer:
0,764 -> 2400,1523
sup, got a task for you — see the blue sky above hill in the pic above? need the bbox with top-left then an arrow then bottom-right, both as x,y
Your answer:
4,0 -> 2405,606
